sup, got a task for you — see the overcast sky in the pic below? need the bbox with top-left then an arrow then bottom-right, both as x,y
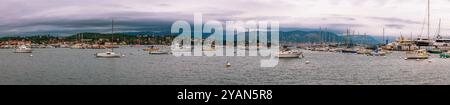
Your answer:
1,0 -> 450,37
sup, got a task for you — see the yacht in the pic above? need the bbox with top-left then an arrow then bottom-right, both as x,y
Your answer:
14,45 -> 32,53
432,37 -> 450,51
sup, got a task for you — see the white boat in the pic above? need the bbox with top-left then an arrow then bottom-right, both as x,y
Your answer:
275,49 -> 303,58
96,19 -> 121,58
14,45 -> 32,53
96,49 -> 121,58
433,38 -> 450,50
405,49 -> 429,59
432,19 -> 450,50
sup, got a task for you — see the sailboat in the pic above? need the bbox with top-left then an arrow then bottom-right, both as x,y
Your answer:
342,29 -> 357,53
407,0 -> 432,59
415,0 -> 433,47
96,19 -> 121,58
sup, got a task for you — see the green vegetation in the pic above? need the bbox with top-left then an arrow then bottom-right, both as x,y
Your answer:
0,33 -> 177,45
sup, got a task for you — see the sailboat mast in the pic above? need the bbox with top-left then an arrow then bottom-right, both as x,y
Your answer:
112,19 -> 114,42
382,28 -> 385,44
438,18 -> 441,38
346,28 -> 349,47
319,27 -> 322,45
427,0 -> 430,40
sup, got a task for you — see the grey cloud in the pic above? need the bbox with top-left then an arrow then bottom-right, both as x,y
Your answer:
385,24 -> 405,29
322,16 -> 356,21
367,17 -> 421,24
326,23 -> 366,28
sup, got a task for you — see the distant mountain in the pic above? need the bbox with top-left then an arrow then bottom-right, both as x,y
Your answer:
0,30 -> 385,45
279,30 -> 382,45
97,30 -> 385,45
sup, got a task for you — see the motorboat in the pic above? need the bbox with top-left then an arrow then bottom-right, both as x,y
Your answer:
148,45 -> 171,54
405,49 -> 429,59
14,45 -> 32,53
275,49 -> 303,58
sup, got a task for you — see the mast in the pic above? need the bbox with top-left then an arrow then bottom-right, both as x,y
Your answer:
427,0 -> 430,40
112,19 -> 114,43
111,19 -> 115,51
437,18 -> 441,38
325,27 -> 328,44
319,27 -> 322,45
382,28 -> 385,45
346,28 -> 349,48
410,32 -> 413,40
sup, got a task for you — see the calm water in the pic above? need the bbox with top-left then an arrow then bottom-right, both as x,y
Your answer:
1,47 -> 450,85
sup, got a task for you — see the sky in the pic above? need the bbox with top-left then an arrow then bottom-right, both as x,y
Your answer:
1,0 -> 450,37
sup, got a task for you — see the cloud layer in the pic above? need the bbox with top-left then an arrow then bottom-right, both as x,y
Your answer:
1,0 -> 450,37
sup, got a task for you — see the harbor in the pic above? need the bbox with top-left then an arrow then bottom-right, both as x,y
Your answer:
2,0 -> 450,85
1,47 -> 450,85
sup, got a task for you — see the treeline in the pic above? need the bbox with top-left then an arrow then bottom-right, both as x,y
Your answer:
0,33 -> 177,45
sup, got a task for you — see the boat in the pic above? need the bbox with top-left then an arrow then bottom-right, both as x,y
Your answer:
96,49 -> 121,58
386,36 -> 417,51
96,19 -> 121,58
439,51 -> 450,58
341,48 -> 357,53
329,48 -> 344,52
275,49 -> 303,58
405,49 -> 429,59
14,45 -> 32,53
432,19 -> 450,51
433,37 -> 450,50
369,48 -> 387,56
427,48 -> 443,54
148,45 -> 171,54
356,47 -> 372,55
415,0 -> 434,47
415,37 -> 433,46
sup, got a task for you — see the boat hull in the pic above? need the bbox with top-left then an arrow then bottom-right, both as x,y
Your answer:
149,51 -> 170,55
14,49 -> 32,53
277,54 -> 301,58
341,50 -> 357,53
96,53 -> 121,58
406,56 -> 429,59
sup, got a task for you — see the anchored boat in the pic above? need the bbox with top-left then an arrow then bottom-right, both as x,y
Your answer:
405,49 -> 429,59
96,49 -> 121,58
96,19 -> 121,58
14,45 -> 32,53
275,49 -> 303,58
